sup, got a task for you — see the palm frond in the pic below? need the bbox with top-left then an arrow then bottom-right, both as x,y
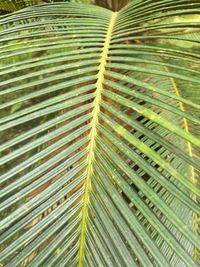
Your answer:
0,1 -> 200,266
0,0 -> 37,13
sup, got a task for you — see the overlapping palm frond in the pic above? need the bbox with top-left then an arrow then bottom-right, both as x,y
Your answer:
0,0 -> 200,266
0,0 -> 88,14
0,0 -> 36,13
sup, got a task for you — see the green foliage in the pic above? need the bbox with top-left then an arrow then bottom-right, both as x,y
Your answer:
0,0 -> 92,13
0,0 -> 200,266
0,0 -> 36,12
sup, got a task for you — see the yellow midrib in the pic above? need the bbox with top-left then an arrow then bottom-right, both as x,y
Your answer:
77,12 -> 117,267
169,77 -> 198,260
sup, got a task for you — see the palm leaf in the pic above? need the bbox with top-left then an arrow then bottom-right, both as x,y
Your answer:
0,1 -> 200,266
0,0 -> 37,13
